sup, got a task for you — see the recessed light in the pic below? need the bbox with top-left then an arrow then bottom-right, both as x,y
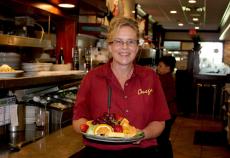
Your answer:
193,17 -> 199,21
196,7 -> 203,12
188,0 -> 197,4
182,6 -> 191,12
58,3 -> 75,8
170,10 -> 177,14
178,23 -> 184,26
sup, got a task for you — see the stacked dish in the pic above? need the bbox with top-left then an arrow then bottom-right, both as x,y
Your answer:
22,63 -> 53,77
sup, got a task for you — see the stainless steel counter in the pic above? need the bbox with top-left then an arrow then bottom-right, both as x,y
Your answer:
1,125 -> 84,158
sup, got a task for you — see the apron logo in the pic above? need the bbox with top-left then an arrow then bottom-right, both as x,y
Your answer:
138,88 -> 153,95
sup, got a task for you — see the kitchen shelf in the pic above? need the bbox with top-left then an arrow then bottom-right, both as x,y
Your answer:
0,34 -> 51,48
0,73 -> 85,90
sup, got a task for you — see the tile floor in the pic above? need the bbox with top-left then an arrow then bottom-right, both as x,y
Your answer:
171,116 -> 230,158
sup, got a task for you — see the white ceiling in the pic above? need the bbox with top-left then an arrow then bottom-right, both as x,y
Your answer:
135,0 -> 230,31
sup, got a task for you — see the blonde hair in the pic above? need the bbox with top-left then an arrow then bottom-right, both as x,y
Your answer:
107,17 -> 139,42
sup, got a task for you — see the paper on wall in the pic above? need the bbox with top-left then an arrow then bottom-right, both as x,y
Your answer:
10,104 -> 18,126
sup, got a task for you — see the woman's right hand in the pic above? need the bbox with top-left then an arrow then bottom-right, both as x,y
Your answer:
72,118 -> 88,133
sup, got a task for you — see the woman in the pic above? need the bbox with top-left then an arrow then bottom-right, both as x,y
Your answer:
156,56 -> 177,158
72,17 -> 170,158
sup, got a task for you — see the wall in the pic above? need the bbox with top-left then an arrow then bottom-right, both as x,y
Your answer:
224,41 -> 230,65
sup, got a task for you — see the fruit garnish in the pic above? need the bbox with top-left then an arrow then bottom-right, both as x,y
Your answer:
115,113 -> 124,122
123,125 -> 137,137
107,132 -> 125,138
82,112 -> 138,138
94,124 -> 114,136
120,118 -> 129,127
113,124 -> 123,133
80,123 -> 89,133
86,120 -> 93,126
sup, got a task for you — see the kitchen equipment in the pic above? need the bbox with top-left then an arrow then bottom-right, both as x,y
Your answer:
35,107 -> 48,129
0,97 -> 16,136
8,103 -> 25,132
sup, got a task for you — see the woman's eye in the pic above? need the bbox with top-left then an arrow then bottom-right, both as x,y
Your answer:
116,40 -> 122,44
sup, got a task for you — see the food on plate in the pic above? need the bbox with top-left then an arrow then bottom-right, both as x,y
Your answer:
80,112 -> 138,138
0,64 -> 15,72
94,124 -> 113,136
80,124 -> 89,133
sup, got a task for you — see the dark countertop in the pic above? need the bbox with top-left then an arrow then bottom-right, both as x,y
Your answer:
0,72 -> 85,90
193,73 -> 228,84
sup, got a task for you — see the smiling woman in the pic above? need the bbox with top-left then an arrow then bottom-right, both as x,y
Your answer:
72,16 -> 170,158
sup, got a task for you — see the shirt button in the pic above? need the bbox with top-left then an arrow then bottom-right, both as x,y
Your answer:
124,96 -> 128,99
125,109 -> 129,113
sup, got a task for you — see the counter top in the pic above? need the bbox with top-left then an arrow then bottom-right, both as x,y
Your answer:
193,74 -> 228,84
0,71 -> 85,90
2,125 -> 84,158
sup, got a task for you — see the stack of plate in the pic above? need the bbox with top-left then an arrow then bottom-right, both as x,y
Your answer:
22,63 -> 53,77
0,52 -> 21,69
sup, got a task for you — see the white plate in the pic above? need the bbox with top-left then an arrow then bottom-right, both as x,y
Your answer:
0,70 -> 23,78
81,132 -> 144,143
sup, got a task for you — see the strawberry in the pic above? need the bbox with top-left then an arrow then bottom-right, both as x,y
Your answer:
115,113 -> 124,122
80,123 -> 89,133
113,124 -> 123,133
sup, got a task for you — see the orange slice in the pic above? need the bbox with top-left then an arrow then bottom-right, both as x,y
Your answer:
123,126 -> 137,137
94,124 -> 113,136
120,118 -> 129,127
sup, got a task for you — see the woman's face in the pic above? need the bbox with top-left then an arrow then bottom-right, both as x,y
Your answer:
108,26 -> 139,66
157,61 -> 170,75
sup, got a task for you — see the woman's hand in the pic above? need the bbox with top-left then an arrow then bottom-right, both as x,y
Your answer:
72,118 -> 88,133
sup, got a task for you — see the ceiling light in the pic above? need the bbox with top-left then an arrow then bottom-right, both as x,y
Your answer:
196,7 -> 203,12
58,3 -> 75,8
182,6 -> 191,12
137,4 -> 141,8
193,17 -> 199,21
188,0 -> 197,3
170,10 -> 177,14
178,23 -> 184,26
195,26 -> 199,30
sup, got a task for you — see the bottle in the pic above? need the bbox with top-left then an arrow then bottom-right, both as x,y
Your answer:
58,47 -> 64,64
73,47 -> 79,70
85,48 -> 91,72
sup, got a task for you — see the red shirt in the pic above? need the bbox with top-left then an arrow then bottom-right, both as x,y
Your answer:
159,73 -> 177,115
73,62 -> 170,150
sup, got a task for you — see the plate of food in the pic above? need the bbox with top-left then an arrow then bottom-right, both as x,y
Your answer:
0,64 -> 23,78
0,70 -> 23,78
80,112 -> 145,143
81,131 -> 144,143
